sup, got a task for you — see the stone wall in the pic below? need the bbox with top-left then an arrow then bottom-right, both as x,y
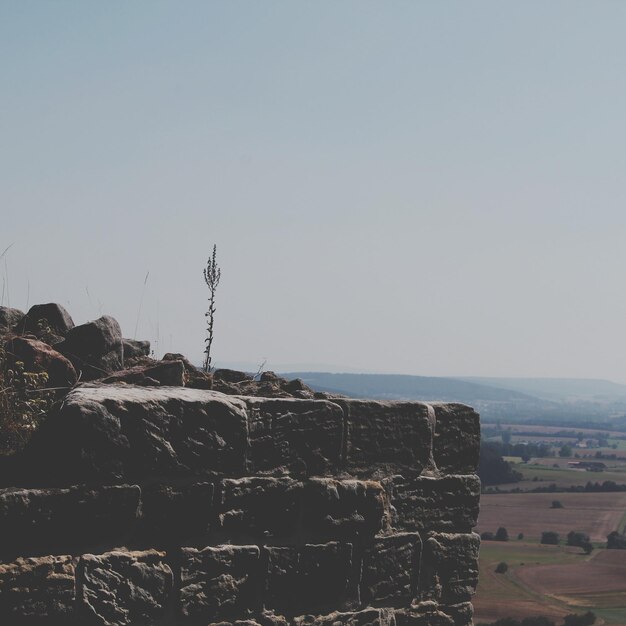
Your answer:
0,385 -> 480,626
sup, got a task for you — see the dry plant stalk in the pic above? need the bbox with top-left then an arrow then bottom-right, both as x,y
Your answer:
203,244 -> 221,373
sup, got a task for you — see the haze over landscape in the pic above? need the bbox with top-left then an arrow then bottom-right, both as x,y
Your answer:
4,2 -> 626,383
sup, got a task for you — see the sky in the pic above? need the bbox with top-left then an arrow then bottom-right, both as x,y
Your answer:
3,2 -> 626,381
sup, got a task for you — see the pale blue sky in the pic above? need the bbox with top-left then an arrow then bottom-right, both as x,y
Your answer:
3,2 -> 626,380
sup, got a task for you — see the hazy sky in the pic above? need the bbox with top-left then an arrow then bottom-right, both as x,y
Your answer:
3,2 -> 626,381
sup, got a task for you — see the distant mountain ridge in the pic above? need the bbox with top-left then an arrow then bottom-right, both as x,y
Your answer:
281,372 -> 626,429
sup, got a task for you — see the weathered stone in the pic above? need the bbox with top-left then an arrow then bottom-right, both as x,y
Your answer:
419,533 -> 480,603
57,315 -> 123,380
394,603 -> 454,626
17,303 -> 74,337
431,403 -> 480,474
215,368 -> 253,383
122,338 -> 150,360
139,481 -> 214,545
180,544 -> 262,619
0,555 -> 76,623
0,485 -> 140,559
265,542 -> 354,614
220,477 -> 301,538
335,399 -> 432,475
386,475 -> 480,533
294,608 -> 387,626
4,336 -> 78,388
24,386 -> 248,483
299,542 -> 353,612
244,397 -> 343,476
0,306 -> 24,334
361,533 -> 421,604
101,360 -> 185,387
78,550 -> 173,626
302,478 -> 387,540
265,546 -> 300,612
440,603 -> 473,626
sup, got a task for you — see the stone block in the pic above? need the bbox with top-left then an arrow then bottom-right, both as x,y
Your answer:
138,481 -> 214,545
440,603 -> 473,626
302,478 -> 387,540
0,555 -> 76,624
419,533 -> 480,604
220,477 -> 301,538
0,485 -> 140,559
431,404 -> 480,474
180,544 -> 262,619
336,400 -> 432,475
25,386 -> 249,482
77,550 -> 173,626
264,542 -> 353,614
294,608 -> 388,626
244,398 -> 343,476
361,533 -> 421,604
386,475 -> 479,533
394,603 -> 454,626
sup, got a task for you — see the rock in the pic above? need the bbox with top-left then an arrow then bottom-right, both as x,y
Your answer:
385,474 -> 480,533
419,532 -> 480,603
266,542 -> 354,614
122,338 -> 150,360
394,603 -> 454,626
180,544 -> 262,619
219,477 -> 301,538
101,360 -> 185,387
24,386 -> 249,483
260,371 -> 283,382
243,397 -> 344,476
335,399 -> 432,476
78,550 -> 173,626
432,403 -> 480,474
0,484 -> 140,559
138,481 -> 214,546
214,368 -> 253,383
0,555 -> 76,623
164,353 -> 213,389
0,306 -> 24,334
293,609 -> 388,626
440,603 -> 473,626
4,335 -> 78,388
302,478 -> 387,540
56,315 -> 123,380
361,533 -> 421,604
16,303 -> 74,337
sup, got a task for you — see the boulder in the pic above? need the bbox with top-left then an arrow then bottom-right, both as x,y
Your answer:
101,360 -> 185,387
4,336 -> 78,388
122,338 -> 150,360
56,315 -> 123,380
16,303 -> 74,337
214,368 -> 253,383
0,306 -> 24,335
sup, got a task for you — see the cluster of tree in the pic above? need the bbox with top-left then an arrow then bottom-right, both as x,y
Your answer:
479,443 -> 524,486
477,612 -> 595,626
566,531 -> 593,554
607,530 -> 626,549
483,439 -> 553,461
494,480 -> 626,495
481,527 -> 510,541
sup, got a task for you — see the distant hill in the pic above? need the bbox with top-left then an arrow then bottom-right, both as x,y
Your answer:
281,372 -> 626,429
455,377 -> 626,402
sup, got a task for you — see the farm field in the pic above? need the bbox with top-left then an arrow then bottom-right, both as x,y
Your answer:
474,543 -> 626,625
494,424 -> 626,438
477,492 -> 626,541
487,458 -> 626,491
